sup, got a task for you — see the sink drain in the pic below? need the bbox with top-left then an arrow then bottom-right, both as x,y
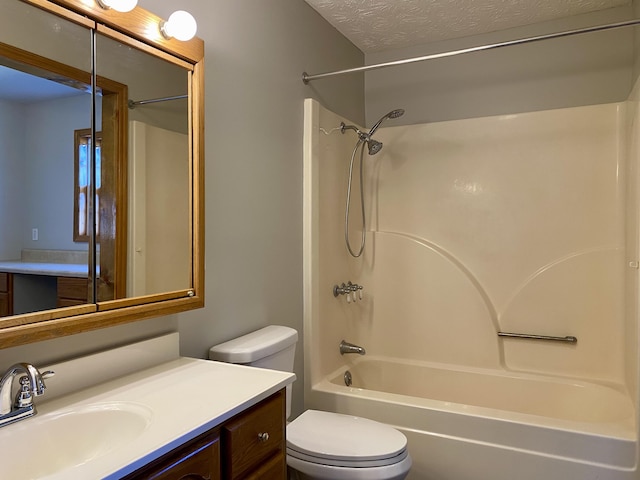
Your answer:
344,370 -> 352,387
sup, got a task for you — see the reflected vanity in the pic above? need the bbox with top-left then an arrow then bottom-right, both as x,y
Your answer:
0,0 -> 204,347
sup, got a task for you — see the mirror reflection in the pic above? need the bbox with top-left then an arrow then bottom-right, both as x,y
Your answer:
0,63 -> 95,313
96,32 -> 191,300
0,1 -> 93,317
0,0 -> 193,321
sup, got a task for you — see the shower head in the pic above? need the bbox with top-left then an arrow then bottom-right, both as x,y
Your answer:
367,108 -> 405,137
387,108 -> 405,119
341,110 -> 403,155
367,139 -> 383,155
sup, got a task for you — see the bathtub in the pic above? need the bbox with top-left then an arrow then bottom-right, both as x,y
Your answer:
306,356 -> 638,480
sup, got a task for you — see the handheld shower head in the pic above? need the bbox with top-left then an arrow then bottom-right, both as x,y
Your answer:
340,108 -> 404,156
368,108 -> 405,137
341,108 -> 404,257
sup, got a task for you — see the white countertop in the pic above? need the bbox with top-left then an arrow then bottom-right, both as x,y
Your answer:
0,357 -> 295,479
0,260 -> 88,277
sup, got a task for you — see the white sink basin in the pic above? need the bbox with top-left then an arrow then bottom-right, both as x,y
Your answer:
1,402 -> 152,479
0,356 -> 294,479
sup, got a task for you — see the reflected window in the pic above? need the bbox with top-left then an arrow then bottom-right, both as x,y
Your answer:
74,128 -> 101,242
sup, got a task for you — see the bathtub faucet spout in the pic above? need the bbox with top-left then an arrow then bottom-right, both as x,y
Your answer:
340,340 -> 366,355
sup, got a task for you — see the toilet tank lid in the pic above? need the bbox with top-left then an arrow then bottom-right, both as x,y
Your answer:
209,325 -> 298,364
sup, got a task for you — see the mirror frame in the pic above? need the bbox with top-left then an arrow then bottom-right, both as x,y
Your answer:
0,0 -> 204,348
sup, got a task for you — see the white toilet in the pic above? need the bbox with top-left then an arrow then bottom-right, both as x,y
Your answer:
209,325 -> 412,480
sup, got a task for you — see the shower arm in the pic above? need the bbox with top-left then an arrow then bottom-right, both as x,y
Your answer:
340,122 -> 369,141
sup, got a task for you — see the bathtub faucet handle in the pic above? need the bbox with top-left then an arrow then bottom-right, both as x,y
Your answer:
333,281 -> 364,302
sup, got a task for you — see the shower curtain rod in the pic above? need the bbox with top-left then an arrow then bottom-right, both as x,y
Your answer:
128,94 -> 187,109
302,18 -> 640,84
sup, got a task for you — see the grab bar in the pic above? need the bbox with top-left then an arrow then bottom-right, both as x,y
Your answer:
497,332 -> 577,344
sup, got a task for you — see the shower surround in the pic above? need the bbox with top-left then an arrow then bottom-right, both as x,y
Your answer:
302,91 -> 640,478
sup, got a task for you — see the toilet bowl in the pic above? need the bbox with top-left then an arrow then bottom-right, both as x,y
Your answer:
287,409 -> 411,480
209,326 -> 411,480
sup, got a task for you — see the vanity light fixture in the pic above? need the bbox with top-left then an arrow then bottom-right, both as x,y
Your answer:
160,10 -> 198,41
95,0 -> 138,13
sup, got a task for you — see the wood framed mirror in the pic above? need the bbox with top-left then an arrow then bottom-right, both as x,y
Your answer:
0,0 -> 204,347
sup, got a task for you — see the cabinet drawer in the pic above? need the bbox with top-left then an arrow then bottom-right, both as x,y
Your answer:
222,390 -> 285,480
57,277 -> 89,302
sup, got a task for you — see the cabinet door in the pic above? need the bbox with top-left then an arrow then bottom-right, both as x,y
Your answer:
56,277 -> 89,308
0,273 -> 13,317
124,432 -> 220,480
0,292 -> 10,318
243,453 -> 286,480
222,390 -> 285,480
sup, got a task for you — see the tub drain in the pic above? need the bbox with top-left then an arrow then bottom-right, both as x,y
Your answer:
344,370 -> 352,386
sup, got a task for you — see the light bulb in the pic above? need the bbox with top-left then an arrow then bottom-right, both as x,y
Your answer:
161,10 -> 197,41
96,0 -> 137,12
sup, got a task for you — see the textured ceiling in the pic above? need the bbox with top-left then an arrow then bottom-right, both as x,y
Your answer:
304,0 -> 631,52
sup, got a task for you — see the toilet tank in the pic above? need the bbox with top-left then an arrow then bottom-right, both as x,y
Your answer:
209,326 -> 298,417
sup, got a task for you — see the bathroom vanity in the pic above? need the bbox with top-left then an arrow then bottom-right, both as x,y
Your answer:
0,334 -> 295,479
0,257 -> 90,315
124,390 -> 286,480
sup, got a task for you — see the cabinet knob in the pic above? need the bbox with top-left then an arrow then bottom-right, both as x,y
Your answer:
257,432 -> 270,443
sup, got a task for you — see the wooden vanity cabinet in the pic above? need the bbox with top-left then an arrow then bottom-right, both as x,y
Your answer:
56,277 -> 89,307
125,389 -> 286,480
0,273 -> 13,317
123,431 -> 221,480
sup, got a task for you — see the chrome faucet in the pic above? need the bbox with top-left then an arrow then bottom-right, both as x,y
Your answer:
339,340 -> 366,355
0,363 -> 53,428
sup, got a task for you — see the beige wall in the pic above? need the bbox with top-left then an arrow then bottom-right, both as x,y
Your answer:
0,0 -> 364,420
365,5 -> 636,126
151,0 -> 364,419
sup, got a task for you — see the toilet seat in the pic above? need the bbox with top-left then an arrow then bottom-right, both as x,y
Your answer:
287,410 -> 409,468
287,448 -> 409,468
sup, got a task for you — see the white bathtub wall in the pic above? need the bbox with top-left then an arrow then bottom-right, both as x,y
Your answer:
306,100 -> 630,384
366,104 -> 627,383
304,98 -> 372,388
625,76 -> 640,409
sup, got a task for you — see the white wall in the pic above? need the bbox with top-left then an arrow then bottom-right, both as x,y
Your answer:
0,98 -> 25,260
0,93 -> 95,257
23,94 -> 95,251
365,5 -> 636,126
128,121 -> 190,296
0,0 -> 364,420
